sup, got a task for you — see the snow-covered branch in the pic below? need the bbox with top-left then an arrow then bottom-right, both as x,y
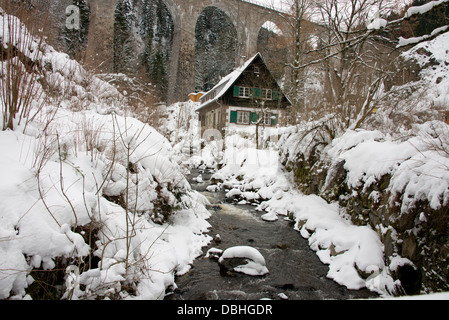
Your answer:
397,25 -> 449,48
368,0 -> 449,48
404,0 -> 449,18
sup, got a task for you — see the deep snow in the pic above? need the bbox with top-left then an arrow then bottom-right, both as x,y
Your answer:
0,9 -> 212,300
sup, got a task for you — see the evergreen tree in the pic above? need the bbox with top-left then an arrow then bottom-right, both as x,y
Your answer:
114,0 -> 138,74
140,0 -> 173,100
195,7 -> 237,92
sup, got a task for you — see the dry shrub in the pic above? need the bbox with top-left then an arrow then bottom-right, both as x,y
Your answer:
0,0 -> 53,131
97,72 -> 162,129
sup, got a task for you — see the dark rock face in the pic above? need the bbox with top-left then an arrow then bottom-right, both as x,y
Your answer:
397,265 -> 422,295
219,257 -> 251,276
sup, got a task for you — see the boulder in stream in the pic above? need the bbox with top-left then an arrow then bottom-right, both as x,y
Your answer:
218,246 -> 269,276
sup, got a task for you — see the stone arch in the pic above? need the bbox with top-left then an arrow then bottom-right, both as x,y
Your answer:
147,0 -> 181,33
194,5 -> 239,92
196,1 -> 248,57
85,0 -> 179,70
256,20 -> 289,82
85,0 -> 289,102
113,0 -> 179,24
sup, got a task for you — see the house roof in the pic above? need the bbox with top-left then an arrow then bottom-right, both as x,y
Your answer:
196,52 -> 263,112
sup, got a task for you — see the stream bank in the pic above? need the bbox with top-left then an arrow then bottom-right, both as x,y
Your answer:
166,170 -> 378,300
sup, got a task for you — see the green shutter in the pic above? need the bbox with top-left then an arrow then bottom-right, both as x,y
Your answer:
271,114 -> 279,126
250,112 -> 259,124
233,86 -> 240,97
251,88 -> 261,98
273,90 -> 280,101
230,111 -> 237,123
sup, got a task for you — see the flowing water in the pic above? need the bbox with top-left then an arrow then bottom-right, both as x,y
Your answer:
167,170 -> 378,300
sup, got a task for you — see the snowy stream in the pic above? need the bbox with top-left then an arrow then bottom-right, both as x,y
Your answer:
166,170 -> 378,300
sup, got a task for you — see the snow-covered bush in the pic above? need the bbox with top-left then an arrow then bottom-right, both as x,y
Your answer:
0,3 -> 46,131
277,117 -> 449,293
0,7 -> 212,300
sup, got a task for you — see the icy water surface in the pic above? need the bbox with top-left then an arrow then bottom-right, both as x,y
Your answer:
167,170 -> 378,300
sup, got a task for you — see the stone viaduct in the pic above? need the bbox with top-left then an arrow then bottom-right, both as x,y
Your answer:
84,0 -> 290,102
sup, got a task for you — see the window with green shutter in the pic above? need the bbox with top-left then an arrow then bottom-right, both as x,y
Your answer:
273,90 -> 280,101
251,88 -> 261,98
233,86 -> 240,97
237,111 -> 250,124
250,112 -> 259,123
230,111 -> 237,123
271,114 -> 279,126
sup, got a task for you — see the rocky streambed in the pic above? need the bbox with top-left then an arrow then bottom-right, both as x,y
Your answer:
166,170 -> 378,300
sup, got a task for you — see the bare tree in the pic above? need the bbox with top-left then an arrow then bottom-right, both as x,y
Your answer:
261,0 -> 317,120
0,0 -> 51,131
279,0 -> 449,135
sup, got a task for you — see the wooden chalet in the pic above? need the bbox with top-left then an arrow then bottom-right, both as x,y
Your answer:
196,53 -> 291,134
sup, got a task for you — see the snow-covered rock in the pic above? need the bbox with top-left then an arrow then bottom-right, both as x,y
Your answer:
261,211 -> 278,222
205,247 -> 223,260
218,246 -> 269,276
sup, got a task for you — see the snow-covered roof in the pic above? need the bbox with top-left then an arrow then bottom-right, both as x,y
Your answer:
196,52 -> 262,112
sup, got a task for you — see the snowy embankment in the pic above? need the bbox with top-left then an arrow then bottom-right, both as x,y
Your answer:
278,124 -> 449,293
268,31 -> 449,297
203,126 -> 449,298
206,131 -> 395,295
0,110 -> 212,300
0,9 -> 211,300
324,125 -> 449,213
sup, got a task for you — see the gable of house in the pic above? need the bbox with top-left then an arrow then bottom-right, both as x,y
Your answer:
197,52 -> 291,132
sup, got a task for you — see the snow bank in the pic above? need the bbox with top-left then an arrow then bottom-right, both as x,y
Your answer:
328,130 -> 416,190
389,125 -> 449,212
205,132 -> 393,294
276,123 -> 449,294
0,107 -> 213,300
402,31 -> 449,110
0,8 -> 212,299
264,191 -> 389,291
326,124 -> 449,213
208,133 -> 290,209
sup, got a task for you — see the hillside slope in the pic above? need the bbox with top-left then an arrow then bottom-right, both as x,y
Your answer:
0,8 -> 211,300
